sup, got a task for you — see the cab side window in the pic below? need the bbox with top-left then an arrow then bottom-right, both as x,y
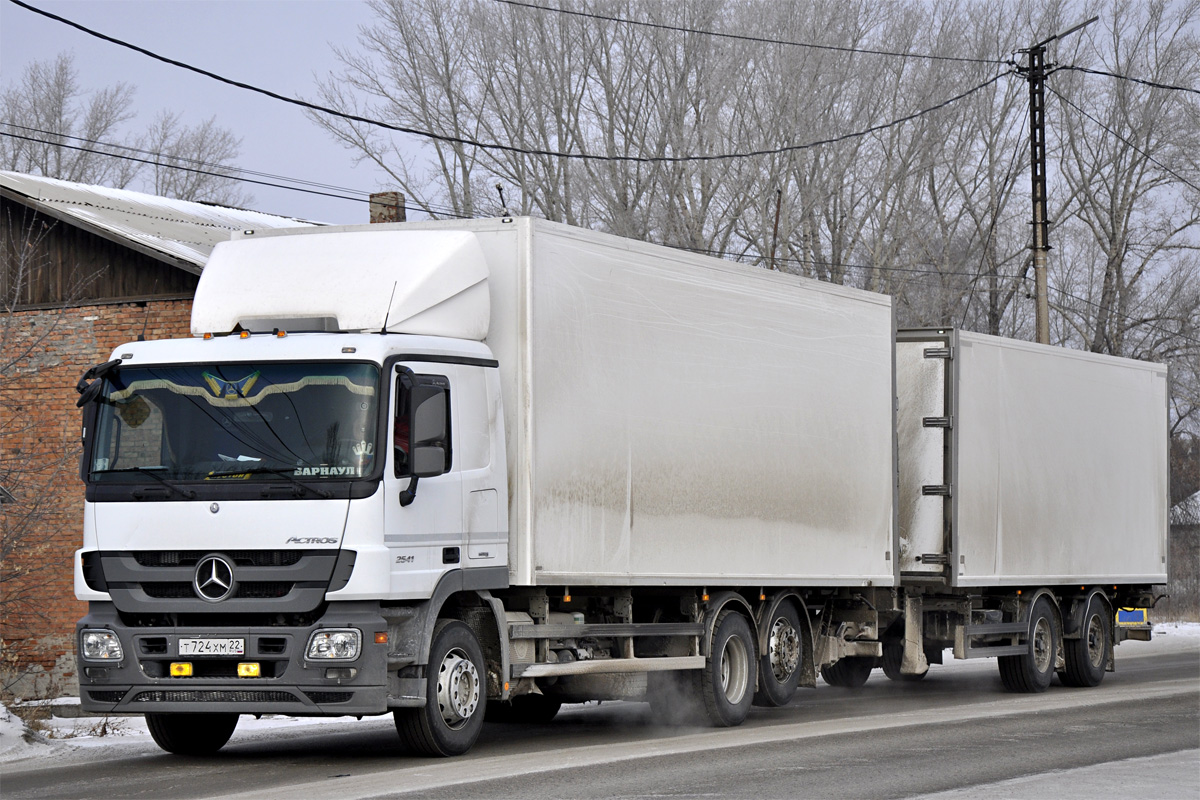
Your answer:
395,372 -> 451,478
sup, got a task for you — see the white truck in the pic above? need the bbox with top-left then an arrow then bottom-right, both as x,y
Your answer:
73,218 -> 1167,756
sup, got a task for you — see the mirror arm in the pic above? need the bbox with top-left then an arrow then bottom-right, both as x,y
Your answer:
399,476 -> 419,507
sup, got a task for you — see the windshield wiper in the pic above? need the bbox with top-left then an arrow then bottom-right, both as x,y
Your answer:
235,467 -> 334,499
91,466 -> 197,499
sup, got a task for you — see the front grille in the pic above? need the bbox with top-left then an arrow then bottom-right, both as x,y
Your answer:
140,637 -> 169,654
141,582 -> 294,599
88,690 -> 128,703
134,550 -> 303,568
258,638 -> 287,655
304,691 -> 353,704
132,690 -> 297,703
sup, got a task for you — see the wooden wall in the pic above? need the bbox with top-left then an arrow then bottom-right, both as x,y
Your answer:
2,197 -> 199,308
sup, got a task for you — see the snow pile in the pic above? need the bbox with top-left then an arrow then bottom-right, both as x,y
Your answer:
1152,621 -> 1200,637
0,702 -> 49,759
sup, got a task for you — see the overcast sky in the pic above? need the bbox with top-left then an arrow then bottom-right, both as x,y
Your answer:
1,0 -> 402,224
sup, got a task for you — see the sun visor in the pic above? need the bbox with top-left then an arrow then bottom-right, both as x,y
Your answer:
191,229 -> 490,340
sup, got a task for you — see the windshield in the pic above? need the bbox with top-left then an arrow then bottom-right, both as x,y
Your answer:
89,362 -> 380,483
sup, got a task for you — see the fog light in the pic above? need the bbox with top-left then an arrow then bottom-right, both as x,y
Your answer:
237,662 -> 261,678
306,629 -> 361,661
325,667 -> 357,680
170,662 -> 193,677
81,630 -> 123,661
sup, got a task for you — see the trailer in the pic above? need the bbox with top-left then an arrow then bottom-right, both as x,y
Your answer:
72,218 -> 1167,757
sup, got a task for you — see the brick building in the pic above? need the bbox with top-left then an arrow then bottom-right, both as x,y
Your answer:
1,171 -> 312,697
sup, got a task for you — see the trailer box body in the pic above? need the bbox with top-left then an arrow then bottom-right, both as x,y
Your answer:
897,328 -> 1168,586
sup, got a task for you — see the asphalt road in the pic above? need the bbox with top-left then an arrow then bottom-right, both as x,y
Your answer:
6,640 -> 1198,800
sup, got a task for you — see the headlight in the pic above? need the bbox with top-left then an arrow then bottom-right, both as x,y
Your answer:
81,629 -> 123,661
306,629 -> 361,660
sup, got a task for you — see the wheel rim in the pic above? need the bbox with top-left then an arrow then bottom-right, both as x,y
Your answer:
1085,612 -> 1105,668
1031,616 -> 1052,672
768,616 -> 800,683
436,647 -> 480,730
719,633 -> 750,705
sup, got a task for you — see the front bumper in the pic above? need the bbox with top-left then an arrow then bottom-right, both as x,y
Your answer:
76,601 -> 391,717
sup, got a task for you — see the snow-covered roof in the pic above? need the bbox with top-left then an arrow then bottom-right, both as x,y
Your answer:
0,171 -> 317,273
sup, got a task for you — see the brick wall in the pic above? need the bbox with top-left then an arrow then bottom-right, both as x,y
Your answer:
1,299 -> 192,698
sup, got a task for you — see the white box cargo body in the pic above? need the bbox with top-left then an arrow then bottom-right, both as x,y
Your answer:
897,328 -> 1168,586
456,219 -> 897,588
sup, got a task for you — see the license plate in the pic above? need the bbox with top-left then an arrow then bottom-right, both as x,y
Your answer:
179,638 -> 245,656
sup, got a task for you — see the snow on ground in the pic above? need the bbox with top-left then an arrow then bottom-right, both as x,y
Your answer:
2,622 -> 1196,767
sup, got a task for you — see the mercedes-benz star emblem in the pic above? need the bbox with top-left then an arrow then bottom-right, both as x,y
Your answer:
209,503 -> 220,514
193,555 -> 235,602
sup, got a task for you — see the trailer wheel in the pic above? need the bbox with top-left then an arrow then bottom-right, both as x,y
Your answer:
820,656 -> 873,688
998,597 -> 1058,693
753,600 -> 803,706
394,619 -> 486,756
146,713 -> 238,755
485,693 -> 562,724
699,609 -> 756,727
881,640 -> 928,682
1058,596 -> 1108,688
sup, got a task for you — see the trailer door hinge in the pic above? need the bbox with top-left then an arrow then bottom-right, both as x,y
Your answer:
923,347 -> 952,359
918,553 -> 950,565
922,484 -> 952,497
922,416 -> 953,428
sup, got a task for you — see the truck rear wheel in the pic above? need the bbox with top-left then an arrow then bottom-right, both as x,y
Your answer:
753,600 -> 802,706
820,656 -> 873,688
394,619 -> 486,756
881,639 -> 928,681
145,713 -> 238,755
998,597 -> 1058,693
699,609 -> 756,727
1058,596 -> 1108,687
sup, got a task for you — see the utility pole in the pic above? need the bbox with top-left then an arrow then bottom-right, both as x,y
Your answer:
1017,16 -> 1097,346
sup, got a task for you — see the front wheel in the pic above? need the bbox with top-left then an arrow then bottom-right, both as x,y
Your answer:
998,596 -> 1059,693
146,713 -> 239,755
699,610 -> 756,727
881,639 -> 928,682
1058,596 -> 1108,688
395,619 -> 487,756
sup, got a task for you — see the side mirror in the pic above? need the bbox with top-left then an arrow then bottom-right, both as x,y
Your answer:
410,445 -> 447,478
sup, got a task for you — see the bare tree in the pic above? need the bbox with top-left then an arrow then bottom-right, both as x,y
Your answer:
1,52 -> 251,206
142,112 -> 251,206
0,53 -> 139,188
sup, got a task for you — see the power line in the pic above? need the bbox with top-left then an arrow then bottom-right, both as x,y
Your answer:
0,131 -> 368,206
7,0 -> 1011,164
1047,86 -> 1200,194
1055,65 -> 1199,95
1,122 -> 371,197
495,0 -> 1010,66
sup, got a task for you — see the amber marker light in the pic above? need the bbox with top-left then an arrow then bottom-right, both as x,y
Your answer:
239,331 -> 251,339
237,663 -> 261,678
170,662 -> 193,677
374,632 -> 388,644
276,330 -> 287,338
202,332 -> 213,340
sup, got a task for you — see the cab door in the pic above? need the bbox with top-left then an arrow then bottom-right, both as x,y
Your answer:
383,364 -> 463,599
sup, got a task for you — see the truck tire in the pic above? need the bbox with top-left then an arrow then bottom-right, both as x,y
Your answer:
699,609 -> 756,727
394,619 -> 487,756
881,639 -> 928,681
820,656 -> 873,688
145,713 -> 239,755
753,600 -> 803,706
1058,596 -> 1108,688
485,693 -> 562,724
998,597 -> 1058,693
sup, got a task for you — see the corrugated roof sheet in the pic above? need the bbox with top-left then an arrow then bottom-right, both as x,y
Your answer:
1,171 -> 317,270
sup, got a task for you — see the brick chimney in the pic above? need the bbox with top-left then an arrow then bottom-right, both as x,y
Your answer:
369,191 -> 406,224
